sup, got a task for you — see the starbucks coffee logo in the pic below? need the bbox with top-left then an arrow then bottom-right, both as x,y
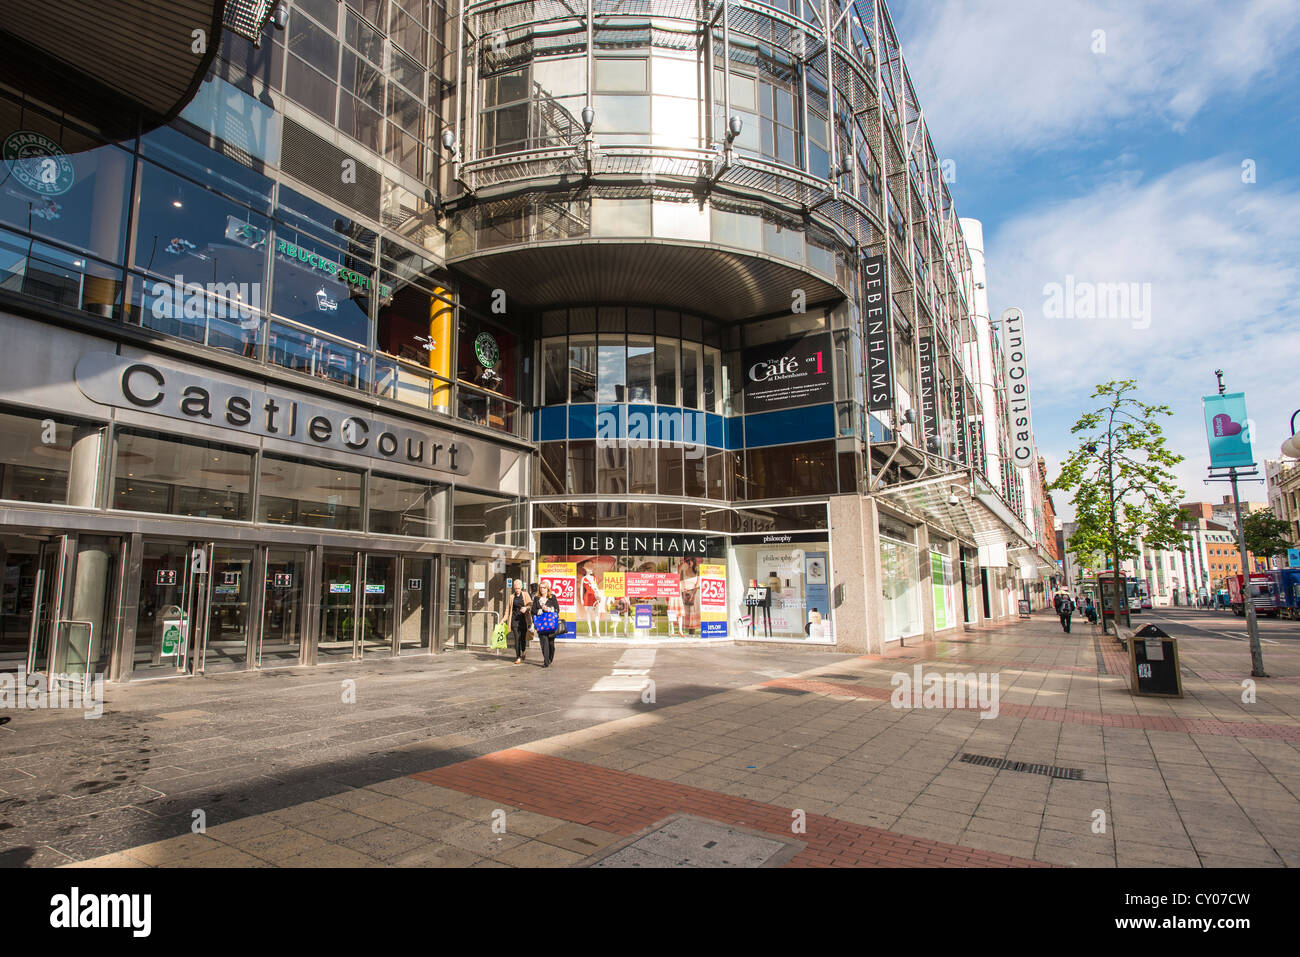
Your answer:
474,331 -> 499,369
3,131 -> 76,196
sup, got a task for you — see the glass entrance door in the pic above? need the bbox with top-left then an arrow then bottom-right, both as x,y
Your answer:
24,537 -> 66,678
1,534 -> 45,672
134,541 -> 208,679
399,556 -> 435,655
319,551 -> 358,660
446,557 -> 468,649
361,554 -> 395,657
201,546 -> 255,673
262,549 -> 306,666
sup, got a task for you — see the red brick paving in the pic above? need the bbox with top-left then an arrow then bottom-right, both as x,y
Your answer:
765,678 -> 1300,740
410,748 -> 1046,867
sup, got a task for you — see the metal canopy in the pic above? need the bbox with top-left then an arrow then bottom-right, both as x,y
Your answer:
448,239 -> 846,320
0,0 -> 225,142
871,469 -> 1037,554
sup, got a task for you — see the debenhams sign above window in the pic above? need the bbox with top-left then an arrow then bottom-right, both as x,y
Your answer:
74,353 -> 473,476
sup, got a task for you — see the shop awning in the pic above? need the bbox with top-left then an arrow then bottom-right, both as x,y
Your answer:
869,468 -> 1036,554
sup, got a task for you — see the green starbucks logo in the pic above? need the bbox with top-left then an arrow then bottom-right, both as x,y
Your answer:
474,331 -> 499,369
3,131 -> 76,196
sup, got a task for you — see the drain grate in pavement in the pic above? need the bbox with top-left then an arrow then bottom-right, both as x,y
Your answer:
760,686 -> 810,696
585,815 -> 804,868
815,673 -> 860,680
959,753 -> 1084,780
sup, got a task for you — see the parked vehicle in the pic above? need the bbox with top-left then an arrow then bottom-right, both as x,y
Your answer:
1268,569 -> 1300,621
1228,573 -> 1284,618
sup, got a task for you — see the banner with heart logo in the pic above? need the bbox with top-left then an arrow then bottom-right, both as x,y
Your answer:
1202,392 -> 1254,469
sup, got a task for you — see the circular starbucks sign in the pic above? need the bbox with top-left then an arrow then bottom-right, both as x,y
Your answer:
474,331 -> 499,369
3,131 -> 76,196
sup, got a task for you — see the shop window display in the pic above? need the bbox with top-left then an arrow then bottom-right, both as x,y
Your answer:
732,540 -> 833,641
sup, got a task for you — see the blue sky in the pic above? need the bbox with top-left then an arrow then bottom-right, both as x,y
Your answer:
889,0 -> 1300,518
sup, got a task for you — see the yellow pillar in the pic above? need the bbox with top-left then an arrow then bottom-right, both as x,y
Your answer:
429,287 -> 453,413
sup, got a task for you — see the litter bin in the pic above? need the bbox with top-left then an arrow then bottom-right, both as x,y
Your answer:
1129,624 -> 1182,697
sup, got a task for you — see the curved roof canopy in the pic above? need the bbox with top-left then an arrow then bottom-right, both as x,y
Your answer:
0,0 -> 227,143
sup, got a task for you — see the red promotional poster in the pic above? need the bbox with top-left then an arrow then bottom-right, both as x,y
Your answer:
625,572 -> 681,599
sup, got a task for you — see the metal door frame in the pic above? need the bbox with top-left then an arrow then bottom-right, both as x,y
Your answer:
26,534 -> 70,679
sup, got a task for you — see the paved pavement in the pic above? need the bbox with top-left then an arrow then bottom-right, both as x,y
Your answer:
2,610 -> 1298,867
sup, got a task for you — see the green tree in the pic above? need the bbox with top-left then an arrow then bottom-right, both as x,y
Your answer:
1049,381 -> 1187,613
1242,509 -> 1292,561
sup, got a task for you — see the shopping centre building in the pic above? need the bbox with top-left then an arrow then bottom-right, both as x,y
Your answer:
0,0 -> 1054,683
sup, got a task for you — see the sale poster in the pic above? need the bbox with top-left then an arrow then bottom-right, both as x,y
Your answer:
699,563 -> 728,637
602,572 -> 626,598
625,572 -> 680,599
539,562 -> 577,614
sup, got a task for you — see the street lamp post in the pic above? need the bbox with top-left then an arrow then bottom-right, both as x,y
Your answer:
1085,436 -> 1127,635
1212,370 -> 1266,677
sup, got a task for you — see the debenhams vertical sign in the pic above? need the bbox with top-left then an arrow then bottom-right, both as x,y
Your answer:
74,353 -> 473,475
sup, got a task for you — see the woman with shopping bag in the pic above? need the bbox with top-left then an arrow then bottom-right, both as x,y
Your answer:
508,578 -> 533,664
531,582 -> 562,668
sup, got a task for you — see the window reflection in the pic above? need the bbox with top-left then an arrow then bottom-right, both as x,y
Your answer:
113,430 -> 253,520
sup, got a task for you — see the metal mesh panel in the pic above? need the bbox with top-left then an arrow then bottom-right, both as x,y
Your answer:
280,117 -> 383,221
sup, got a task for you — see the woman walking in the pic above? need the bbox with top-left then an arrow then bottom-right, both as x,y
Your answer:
508,578 -> 532,664
532,582 -> 562,667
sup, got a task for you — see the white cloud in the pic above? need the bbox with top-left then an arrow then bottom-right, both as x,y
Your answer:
989,157 -> 1300,515
893,0 -> 1300,158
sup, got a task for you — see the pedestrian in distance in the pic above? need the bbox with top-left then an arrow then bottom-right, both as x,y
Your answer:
1084,595 -> 1097,623
508,578 -> 532,665
1058,594 -> 1075,633
532,582 -> 562,668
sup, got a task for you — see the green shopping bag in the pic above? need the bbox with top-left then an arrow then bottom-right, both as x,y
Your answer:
490,622 -> 509,649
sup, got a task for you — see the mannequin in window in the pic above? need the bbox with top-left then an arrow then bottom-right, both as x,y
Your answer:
579,563 -> 603,637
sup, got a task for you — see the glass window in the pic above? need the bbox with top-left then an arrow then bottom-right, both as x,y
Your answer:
684,449 -> 706,498
538,441 -> 566,496
598,336 -> 626,402
592,94 -> 650,133
568,440 -> 595,494
681,342 -> 701,410
654,56 -> 698,97
627,336 -> 654,403
258,455 -> 362,530
597,441 -> 627,494
286,54 -> 338,122
452,488 -> 521,545
570,335 -> 596,403
542,337 -> 568,404
0,409 -> 81,505
0,138 -> 132,265
0,232 -> 124,321
457,317 -> 517,400
369,473 -> 447,537
655,338 -> 678,406
131,160 -> 269,352
270,226 -> 371,345
746,441 -> 837,500
178,76 -> 282,170
658,445 -> 683,496
596,58 -> 647,91
592,197 -> 651,236
881,537 -> 923,641
288,9 -> 339,74
113,429 -> 252,519
629,445 -> 656,494
735,540 -> 833,640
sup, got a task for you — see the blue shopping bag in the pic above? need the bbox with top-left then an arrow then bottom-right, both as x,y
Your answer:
534,610 -> 559,634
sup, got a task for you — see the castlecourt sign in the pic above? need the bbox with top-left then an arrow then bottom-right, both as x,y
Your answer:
74,352 -> 474,476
